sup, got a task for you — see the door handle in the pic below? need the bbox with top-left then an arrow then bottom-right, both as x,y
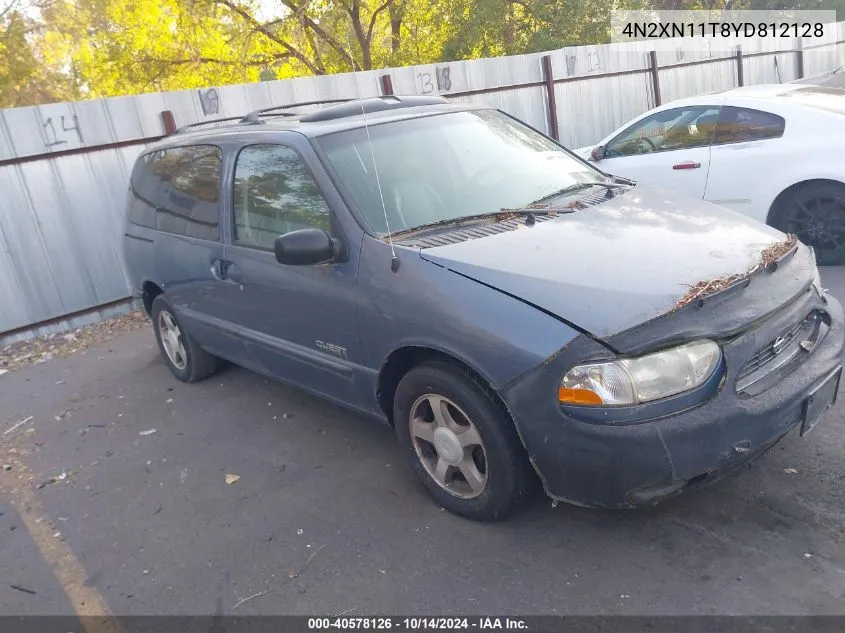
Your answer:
225,262 -> 241,283
673,162 -> 701,170
211,259 -> 240,282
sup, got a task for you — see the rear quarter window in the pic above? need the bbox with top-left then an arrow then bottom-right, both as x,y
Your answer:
714,107 -> 785,144
127,153 -> 161,229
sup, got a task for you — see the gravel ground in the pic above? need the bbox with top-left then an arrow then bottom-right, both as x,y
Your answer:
0,311 -> 150,376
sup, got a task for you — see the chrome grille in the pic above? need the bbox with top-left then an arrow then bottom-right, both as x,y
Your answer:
736,312 -> 822,393
738,318 -> 806,379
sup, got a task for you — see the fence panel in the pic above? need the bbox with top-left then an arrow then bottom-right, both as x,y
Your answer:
802,25 -> 845,77
659,58 -> 737,103
554,73 -> 654,149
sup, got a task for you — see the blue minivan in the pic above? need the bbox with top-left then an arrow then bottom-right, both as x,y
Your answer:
123,96 -> 843,521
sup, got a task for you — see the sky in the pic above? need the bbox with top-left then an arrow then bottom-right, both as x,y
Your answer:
252,0 -> 287,23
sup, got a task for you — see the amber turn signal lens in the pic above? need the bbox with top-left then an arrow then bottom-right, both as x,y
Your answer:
558,387 -> 603,405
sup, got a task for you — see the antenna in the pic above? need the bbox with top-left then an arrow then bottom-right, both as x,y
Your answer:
345,35 -> 399,273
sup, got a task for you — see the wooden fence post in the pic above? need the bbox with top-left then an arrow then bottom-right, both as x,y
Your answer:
736,45 -> 744,86
541,55 -> 559,140
380,74 -> 394,96
649,51 -> 661,107
161,110 -> 176,135
796,38 -> 805,79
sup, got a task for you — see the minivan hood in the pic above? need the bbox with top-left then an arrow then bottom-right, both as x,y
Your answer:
419,185 -> 796,339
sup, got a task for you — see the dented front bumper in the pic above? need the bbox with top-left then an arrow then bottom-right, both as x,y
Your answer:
501,283 -> 844,509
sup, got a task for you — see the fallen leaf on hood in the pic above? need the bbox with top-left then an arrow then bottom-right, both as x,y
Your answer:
225,473 -> 240,485
784,468 -> 798,474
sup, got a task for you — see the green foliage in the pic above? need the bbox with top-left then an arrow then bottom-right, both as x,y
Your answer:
438,0 -> 621,59
1,1 -> 79,107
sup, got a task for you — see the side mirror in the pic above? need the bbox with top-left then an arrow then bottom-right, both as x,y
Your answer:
590,145 -> 605,162
274,228 -> 337,266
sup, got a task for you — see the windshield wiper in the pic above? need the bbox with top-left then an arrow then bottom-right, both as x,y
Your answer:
388,180 -> 634,240
389,207 -> 567,239
529,180 -> 631,206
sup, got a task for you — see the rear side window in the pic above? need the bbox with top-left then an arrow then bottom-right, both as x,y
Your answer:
714,107 -> 785,145
152,145 -> 222,240
232,144 -> 332,250
128,145 -> 222,241
127,153 -> 160,229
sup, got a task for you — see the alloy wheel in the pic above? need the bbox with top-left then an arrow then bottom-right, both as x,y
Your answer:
408,394 -> 488,499
157,310 -> 188,371
782,190 -> 845,265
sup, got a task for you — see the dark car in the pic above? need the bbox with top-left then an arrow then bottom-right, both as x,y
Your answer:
793,65 -> 845,89
122,96 -> 844,521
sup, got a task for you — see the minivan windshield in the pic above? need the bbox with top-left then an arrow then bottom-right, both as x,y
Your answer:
317,110 -> 607,235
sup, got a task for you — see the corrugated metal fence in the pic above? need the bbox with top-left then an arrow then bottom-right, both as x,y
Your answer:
2,25 -> 845,342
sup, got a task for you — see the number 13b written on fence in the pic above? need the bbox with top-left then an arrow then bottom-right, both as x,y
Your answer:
416,67 -> 452,94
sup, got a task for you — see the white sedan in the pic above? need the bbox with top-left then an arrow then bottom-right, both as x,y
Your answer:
574,84 -> 845,265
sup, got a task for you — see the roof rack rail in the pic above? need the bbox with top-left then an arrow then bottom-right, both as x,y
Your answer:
299,95 -> 448,122
240,99 -> 353,124
173,115 -> 247,135
170,95 -> 450,135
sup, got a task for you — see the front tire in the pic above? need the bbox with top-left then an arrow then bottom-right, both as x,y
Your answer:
394,361 -> 534,521
151,295 -> 219,383
771,182 -> 845,266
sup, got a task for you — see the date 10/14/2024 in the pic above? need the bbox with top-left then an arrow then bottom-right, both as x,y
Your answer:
308,617 -> 528,630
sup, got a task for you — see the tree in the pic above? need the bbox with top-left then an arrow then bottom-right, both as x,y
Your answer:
3,0 -> 844,107
211,0 -> 450,74
35,0 -> 453,99
0,0 -> 79,107
40,0 -> 259,97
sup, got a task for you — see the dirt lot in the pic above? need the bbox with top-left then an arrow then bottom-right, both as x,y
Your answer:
2,269 -> 845,618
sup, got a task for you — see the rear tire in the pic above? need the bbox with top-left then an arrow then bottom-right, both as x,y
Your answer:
151,295 -> 219,383
770,182 -> 845,266
393,361 -> 534,521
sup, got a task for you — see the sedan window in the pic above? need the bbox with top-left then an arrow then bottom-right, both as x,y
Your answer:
605,106 -> 721,157
713,107 -> 785,144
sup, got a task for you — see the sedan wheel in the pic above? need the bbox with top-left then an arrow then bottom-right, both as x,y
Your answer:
774,183 -> 845,266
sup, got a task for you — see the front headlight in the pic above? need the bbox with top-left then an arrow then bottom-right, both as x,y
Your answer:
559,340 -> 721,406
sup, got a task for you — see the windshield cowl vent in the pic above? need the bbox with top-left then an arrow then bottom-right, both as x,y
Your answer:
397,189 -> 612,249
397,215 -> 553,248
